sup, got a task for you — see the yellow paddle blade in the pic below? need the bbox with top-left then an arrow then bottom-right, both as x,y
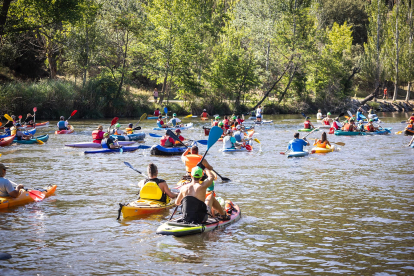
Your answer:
36,139 -> 44,144
395,131 -> 403,135
254,138 -> 261,144
334,142 -> 345,146
344,116 -> 349,119
4,114 -> 13,121
185,114 -> 193,118
0,153 -> 2,157
140,113 -> 147,120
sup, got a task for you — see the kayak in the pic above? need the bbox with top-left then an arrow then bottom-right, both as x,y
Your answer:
368,114 -> 378,119
361,128 -> 391,135
287,151 -> 309,158
0,136 -> 15,147
249,117 -> 256,120
15,134 -> 49,144
84,145 -> 140,154
404,129 -> 414,136
255,120 -> 273,124
150,145 -> 187,156
55,125 -> 74,134
201,117 -> 209,120
0,121 -> 49,130
311,145 -> 335,153
334,130 -> 362,136
156,201 -> 241,237
65,141 -> 136,148
152,123 -> 193,131
119,199 -> 175,218
298,128 -> 319,132
0,185 -> 57,209
148,116 -> 166,119
222,147 -> 253,152
318,125 -> 331,129
2,128 -> 37,139
110,132 -> 145,141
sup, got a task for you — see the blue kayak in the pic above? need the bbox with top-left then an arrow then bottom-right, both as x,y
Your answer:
110,132 -> 145,141
150,145 -> 187,156
152,123 -> 193,131
1,128 -> 36,139
287,151 -> 309,158
361,128 -> 391,135
148,116 -> 166,119
84,145 -> 141,154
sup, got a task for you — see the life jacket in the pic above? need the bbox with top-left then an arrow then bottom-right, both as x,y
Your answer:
304,121 -> 311,129
182,196 -> 208,224
140,178 -> 170,203
171,118 -> 177,126
114,129 -> 123,135
212,121 -> 218,126
366,124 -> 374,132
234,131 -> 242,142
344,123 -> 353,131
237,118 -> 243,124
157,120 -> 164,128
92,130 -> 104,143
174,135 -> 185,145
125,128 -> 133,134
316,140 -> 327,148
154,110 -> 160,116
323,119 -> 330,125
58,121 -> 66,130
202,112 -> 208,117
332,121 -> 340,130
408,123 -> 414,130
185,154 -> 202,172
160,136 -> 174,147
11,128 -> 17,136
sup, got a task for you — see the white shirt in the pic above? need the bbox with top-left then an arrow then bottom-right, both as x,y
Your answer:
168,118 -> 181,124
0,177 -> 18,197
317,113 -> 323,120
112,129 -> 125,135
256,108 -> 262,116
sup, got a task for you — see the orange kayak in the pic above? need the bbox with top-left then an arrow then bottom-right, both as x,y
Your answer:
0,185 -> 57,209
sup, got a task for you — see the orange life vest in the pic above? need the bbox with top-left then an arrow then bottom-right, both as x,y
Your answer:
344,123 -> 353,131
185,154 -> 202,173
125,128 -> 133,134
316,141 -> 327,148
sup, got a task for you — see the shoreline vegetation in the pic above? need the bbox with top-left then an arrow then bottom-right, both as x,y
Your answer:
1,0 -> 414,119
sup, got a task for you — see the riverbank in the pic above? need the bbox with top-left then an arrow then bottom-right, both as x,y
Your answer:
349,98 -> 414,113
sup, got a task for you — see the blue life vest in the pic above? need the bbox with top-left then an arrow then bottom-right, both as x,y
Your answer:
234,131 -> 242,142
171,118 -> 176,126
58,121 -> 66,130
157,122 -> 162,128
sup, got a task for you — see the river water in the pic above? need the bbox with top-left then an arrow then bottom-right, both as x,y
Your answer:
0,113 -> 413,275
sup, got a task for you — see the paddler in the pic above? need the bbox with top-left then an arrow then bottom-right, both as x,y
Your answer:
125,123 -> 134,134
14,124 -> 33,140
24,113 -> 34,126
154,108 -> 161,117
57,116 -> 68,130
366,119 -> 378,132
356,107 -> 364,122
405,120 -> 414,133
211,116 -> 220,127
322,112 -> 333,126
357,120 -> 365,132
175,167 -> 230,223
287,133 -> 309,152
256,105 -> 263,122
181,145 -> 213,177
218,122 -> 225,136
313,132 -> 331,148
102,132 -> 122,149
138,163 -> 178,201
0,163 -> 25,198
92,125 -> 105,144
236,115 -> 244,125
160,131 -> 175,147
222,116 -> 230,130
223,129 -> 241,150
304,116 -> 315,130
167,113 -> 182,127
233,125 -> 245,144
157,115 -> 168,128
342,118 -> 356,132
200,109 -> 209,118
111,123 -> 125,135
174,129 -> 185,145
332,117 -> 342,130
317,109 -> 323,120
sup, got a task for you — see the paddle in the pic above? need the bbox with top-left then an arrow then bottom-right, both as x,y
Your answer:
123,161 -> 148,178
167,129 -> 186,147
134,113 -> 147,128
395,130 -> 403,135
108,117 -> 119,132
18,115 -> 22,124
34,137 -> 44,144
280,128 -> 319,155
67,110 -> 77,121
27,189 -> 45,201
185,114 -> 193,118
310,138 -> 345,146
164,107 -> 168,118
33,107 -> 37,124
4,114 -> 13,122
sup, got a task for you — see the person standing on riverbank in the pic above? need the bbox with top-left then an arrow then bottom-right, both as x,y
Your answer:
383,87 -> 388,99
153,88 -> 159,103
0,164 -> 24,198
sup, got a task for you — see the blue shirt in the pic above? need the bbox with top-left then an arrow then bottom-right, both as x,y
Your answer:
288,139 -> 308,152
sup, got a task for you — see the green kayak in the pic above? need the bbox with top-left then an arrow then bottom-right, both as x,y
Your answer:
334,130 -> 361,136
297,128 -> 319,132
15,134 -> 49,144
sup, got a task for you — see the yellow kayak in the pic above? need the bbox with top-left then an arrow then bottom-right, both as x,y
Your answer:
311,145 -> 335,153
0,185 -> 57,209
120,198 -> 175,218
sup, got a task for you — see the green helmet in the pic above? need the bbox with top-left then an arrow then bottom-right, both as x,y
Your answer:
115,123 -> 121,128
327,112 -> 331,115
215,116 -> 220,120
232,116 -> 237,120
191,166 -> 204,178
369,119 -> 374,122
218,122 -> 224,126
173,113 -> 177,117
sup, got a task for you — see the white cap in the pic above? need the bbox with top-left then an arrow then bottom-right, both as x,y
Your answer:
236,125 -> 241,130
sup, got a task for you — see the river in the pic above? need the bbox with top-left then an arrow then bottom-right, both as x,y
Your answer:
1,112 -> 413,275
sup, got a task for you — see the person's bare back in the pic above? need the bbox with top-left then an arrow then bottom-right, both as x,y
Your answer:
177,170 -> 213,205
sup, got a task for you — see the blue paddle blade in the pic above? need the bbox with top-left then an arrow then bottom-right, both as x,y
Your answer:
301,113 -> 306,118
164,107 -> 168,114
207,126 -> 223,150
360,114 -> 367,119
138,145 -> 151,149
197,140 -> 207,145
149,133 -> 162,138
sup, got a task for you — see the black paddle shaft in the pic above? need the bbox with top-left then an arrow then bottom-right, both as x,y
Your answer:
166,130 -> 186,147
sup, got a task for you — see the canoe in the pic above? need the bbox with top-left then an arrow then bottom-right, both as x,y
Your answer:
156,201 -> 241,237
55,125 -> 74,134
298,128 -> 319,132
110,132 -> 145,141
150,145 -> 187,156
2,128 -> 36,139
0,136 -> 15,147
311,145 -> 335,153
287,151 -> 309,158
15,134 -> 49,144
152,123 -> 193,131
119,198 -> 175,218
148,116 -> 166,119
65,141 -> 136,148
404,129 -> 414,136
361,128 -> 391,135
334,130 -> 362,136
84,145 -> 140,154
0,185 -> 57,209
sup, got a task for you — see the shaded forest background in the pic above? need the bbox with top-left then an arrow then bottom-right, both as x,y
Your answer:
0,0 -> 413,118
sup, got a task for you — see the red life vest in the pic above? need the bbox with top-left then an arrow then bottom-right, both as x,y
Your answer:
304,121 -> 311,129
213,121 -> 218,126
202,112 -> 208,117
332,121 -> 340,130
154,110 -> 160,116
323,119 -> 330,125
92,130 -> 104,143
366,125 -> 374,132
344,123 -> 353,131
160,136 -> 174,147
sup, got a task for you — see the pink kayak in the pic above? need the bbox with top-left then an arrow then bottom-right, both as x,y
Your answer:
65,141 -> 136,148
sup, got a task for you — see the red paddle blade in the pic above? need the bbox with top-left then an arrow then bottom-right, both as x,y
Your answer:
71,110 -> 78,117
279,152 -> 285,155
111,117 -> 119,126
18,115 -> 22,119
29,190 -> 45,202
245,145 -> 252,151
329,127 -> 334,134
311,150 -> 316,154
33,107 -> 37,112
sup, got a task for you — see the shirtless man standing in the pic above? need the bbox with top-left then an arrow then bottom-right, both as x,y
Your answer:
175,167 -> 229,224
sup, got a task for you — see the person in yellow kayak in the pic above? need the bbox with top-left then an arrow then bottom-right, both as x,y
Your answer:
405,120 -> 414,133
138,163 -> 177,202
313,132 -> 331,148
303,117 -> 315,130
317,109 -> 324,120
57,116 -> 69,130
0,163 -> 24,198
125,123 -> 134,134
176,167 -> 230,224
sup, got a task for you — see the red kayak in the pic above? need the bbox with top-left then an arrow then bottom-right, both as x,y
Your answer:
0,135 -> 15,147
55,125 -> 74,134
0,121 -> 49,130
